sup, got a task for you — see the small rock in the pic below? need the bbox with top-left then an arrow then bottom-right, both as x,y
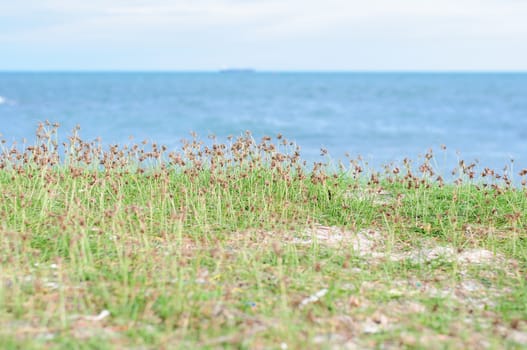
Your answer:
299,289 -> 328,308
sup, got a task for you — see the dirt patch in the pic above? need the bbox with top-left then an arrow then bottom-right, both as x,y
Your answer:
294,226 -> 505,267
294,226 -> 383,255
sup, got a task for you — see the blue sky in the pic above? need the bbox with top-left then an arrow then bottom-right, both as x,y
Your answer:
1,0 -> 526,71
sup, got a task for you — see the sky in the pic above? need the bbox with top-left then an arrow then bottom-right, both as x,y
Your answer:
1,0 -> 527,71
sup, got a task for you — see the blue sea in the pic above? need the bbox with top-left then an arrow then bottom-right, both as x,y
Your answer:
0,72 -> 526,175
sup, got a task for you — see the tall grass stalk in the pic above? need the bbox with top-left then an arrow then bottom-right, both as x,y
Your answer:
0,123 -> 526,349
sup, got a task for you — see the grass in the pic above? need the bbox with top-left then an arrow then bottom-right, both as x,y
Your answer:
0,122 -> 526,349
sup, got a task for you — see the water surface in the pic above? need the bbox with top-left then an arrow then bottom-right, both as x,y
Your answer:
1,72 -> 526,174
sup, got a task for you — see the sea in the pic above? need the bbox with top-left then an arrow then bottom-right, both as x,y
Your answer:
0,72 -> 526,177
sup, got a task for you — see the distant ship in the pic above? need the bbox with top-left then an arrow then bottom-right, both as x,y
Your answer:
219,68 -> 256,74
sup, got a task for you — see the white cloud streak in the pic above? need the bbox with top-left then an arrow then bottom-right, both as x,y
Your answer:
1,0 -> 526,69
2,0 -> 527,41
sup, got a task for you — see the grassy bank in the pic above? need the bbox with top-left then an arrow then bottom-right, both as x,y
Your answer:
1,123 -> 526,349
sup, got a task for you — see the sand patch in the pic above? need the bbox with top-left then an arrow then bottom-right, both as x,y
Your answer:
294,226 -> 505,267
294,226 -> 383,256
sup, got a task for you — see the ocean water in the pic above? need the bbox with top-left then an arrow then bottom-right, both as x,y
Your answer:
0,72 -> 526,175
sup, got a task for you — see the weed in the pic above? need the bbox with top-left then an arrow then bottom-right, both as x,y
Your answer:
0,122 -> 526,349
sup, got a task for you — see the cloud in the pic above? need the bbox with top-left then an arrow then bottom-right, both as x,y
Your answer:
0,1 -> 284,43
1,0 -> 526,70
2,0 -> 527,43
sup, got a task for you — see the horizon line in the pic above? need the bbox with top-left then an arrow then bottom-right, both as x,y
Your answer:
0,69 -> 526,74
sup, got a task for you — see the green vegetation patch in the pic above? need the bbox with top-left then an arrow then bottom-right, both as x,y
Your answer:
0,123 -> 526,349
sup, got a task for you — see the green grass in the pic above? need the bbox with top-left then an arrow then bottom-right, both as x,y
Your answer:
0,123 -> 526,349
